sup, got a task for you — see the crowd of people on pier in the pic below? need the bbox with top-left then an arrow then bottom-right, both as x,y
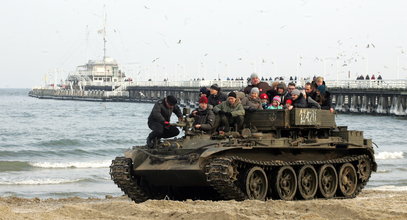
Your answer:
356,74 -> 383,80
146,73 -> 334,147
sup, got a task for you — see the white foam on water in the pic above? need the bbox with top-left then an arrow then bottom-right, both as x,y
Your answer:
30,160 -> 110,168
375,151 -> 405,160
376,169 -> 391,173
370,185 -> 407,191
0,178 -> 83,185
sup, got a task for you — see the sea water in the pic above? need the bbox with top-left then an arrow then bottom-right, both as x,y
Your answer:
0,89 -> 406,198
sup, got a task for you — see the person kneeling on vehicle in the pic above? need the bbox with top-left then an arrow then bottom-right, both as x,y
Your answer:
190,96 -> 215,132
146,95 -> 183,147
213,92 -> 245,132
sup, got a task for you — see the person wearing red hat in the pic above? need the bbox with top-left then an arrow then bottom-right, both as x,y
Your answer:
190,96 -> 215,132
285,99 -> 293,109
259,93 -> 269,109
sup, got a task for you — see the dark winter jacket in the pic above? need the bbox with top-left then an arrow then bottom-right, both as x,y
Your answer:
190,107 -> 215,131
244,82 -> 272,95
148,98 -> 182,124
208,92 -> 227,107
267,90 -> 289,105
316,91 -> 333,110
292,93 -> 308,108
306,91 -> 317,101
307,97 -> 321,109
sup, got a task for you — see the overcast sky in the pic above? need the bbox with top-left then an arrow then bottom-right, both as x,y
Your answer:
1,0 -> 406,88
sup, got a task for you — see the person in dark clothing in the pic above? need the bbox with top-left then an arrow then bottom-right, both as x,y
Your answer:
268,83 -> 288,105
287,89 -> 308,110
315,85 -> 334,113
304,82 -> 317,100
315,76 -> 326,87
199,87 -> 210,97
287,82 -> 296,94
146,95 -> 183,147
190,96 -> 215,132
213,92 -> 245,133
208,84 -> 227,107
243,73 -> 272,95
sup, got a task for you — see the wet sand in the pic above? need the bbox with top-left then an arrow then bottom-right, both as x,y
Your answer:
1,189 -> 406,220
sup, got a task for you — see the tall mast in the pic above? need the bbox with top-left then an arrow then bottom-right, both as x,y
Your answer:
103,5 -> 107,83
103,5 -> 107,61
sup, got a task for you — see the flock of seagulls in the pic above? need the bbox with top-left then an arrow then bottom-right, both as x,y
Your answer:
139,6 -> 406,72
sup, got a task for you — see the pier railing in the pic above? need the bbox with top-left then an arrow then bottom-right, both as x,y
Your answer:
325,80 -> 407,90
39,79 -> 407,91
126,79 -> 406,89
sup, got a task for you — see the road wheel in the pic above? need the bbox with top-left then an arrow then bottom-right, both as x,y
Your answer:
298,165 -> 318,200
318,164 -> 338,198
244,166 -> 268,200
274,166 -> 297,200
338,163 -> 358,197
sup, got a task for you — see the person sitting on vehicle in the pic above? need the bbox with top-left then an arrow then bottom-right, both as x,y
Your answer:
285,99 -> 293,109
213,92 -> 245,132
315,85 -> 334,113
241,87 -> 263,112
287,89 -> 308,110
243,73 -> 272,95
146,95 -> 183,147
267,96 -> 283,109
190,96 -> 215,132
304,82 -> 317,100
259,93 -> 269,109
199,87 -> 210,97
268,83 -> 288,105
285,82 -> 296,99
208,84 -> 227,107
315,76 -> 326,87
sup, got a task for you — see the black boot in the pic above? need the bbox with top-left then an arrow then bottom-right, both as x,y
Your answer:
146,133 -> 155,148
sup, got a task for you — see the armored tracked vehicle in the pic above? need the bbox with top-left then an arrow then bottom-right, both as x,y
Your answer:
110,108 -> 376,202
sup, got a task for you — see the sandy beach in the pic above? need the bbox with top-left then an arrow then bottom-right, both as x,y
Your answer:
0,189 -> 406,220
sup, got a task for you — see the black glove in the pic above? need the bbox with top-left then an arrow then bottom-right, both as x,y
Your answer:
218,110 -> 225,115
248,107 -> 256,112
225,112 -> 232,117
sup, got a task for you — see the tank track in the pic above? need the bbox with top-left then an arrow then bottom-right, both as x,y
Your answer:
205,154 -> 372,200
205,157 -> 247,201
110,157 -> 149,203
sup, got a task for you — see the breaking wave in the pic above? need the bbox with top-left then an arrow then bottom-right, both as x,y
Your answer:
375,152 -> 405,160
0,178 -> 87,185
371,185 -> 407,191
30,160 -> 111,168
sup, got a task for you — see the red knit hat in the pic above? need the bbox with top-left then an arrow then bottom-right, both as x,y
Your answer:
286,99 -> 293,105
199,96 -> 208,104
259,93 -> 268,100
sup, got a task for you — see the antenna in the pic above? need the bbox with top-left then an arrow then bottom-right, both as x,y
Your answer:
103,5 -> 107,83
103,5 -> 107,61
85,25 -> 89,61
